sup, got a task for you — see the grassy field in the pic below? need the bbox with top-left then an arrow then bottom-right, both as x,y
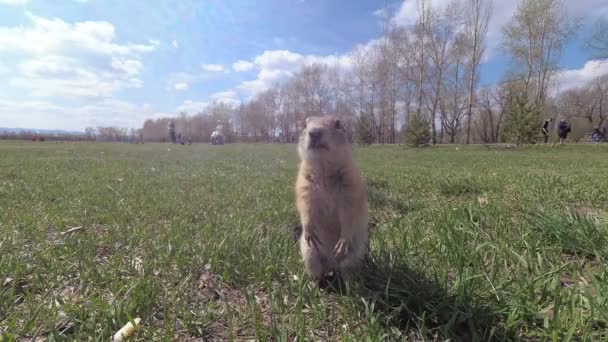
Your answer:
1,141 -> 608,341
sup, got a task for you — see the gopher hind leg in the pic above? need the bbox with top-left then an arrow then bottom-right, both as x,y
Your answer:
299,236 -> 327,282
337,229 -> 368,278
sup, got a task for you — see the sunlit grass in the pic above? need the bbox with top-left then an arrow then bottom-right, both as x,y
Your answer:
1,141 -> 608,340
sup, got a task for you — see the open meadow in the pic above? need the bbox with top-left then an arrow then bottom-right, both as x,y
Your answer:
1,141 -> 608,341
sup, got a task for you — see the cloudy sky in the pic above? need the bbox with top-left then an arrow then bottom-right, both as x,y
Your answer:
1,0 -> 607,131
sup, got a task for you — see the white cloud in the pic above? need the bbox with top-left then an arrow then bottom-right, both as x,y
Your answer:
78,99 -> 163,128
176,100 -> 208,114
174,82 -> 189,91
201,64 -> 224,72
0,12 -> 156,98
167,72 -> 196,87
390,0 -> 517,37
0,60 -> 10,74
0,12 -> 158,56
236,49 -> 352,96
238,69 -> 292,95
0,0 -> 28,5
211,90 -> 236,99
175,49 -> 346,104
555,59 -> 608,92
253,50 -> 303,72
373,8 -> 388,19
210,90 -> 241,106
11,55 -> 142,98
166,68 -> 226,91
232,60 -> 254,72
111,58 -> 143,76
566,0 -> 608,20
174,93 -> 240,115
0,98 -> 165,130
172,40 -> 179,48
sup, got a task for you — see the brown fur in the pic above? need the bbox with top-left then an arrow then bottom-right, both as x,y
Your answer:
294,116 -> 369,282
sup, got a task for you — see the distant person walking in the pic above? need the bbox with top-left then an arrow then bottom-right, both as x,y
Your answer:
168,121 -> 176,144
592,128 -> 602,144
556,119 -> 571,145
542,118 -> 552,144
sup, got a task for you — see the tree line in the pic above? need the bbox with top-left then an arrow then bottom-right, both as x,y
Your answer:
140,0 -> 605,146
8,0 -> 607,145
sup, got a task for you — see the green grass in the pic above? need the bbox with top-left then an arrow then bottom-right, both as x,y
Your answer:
1,141 -> 608,341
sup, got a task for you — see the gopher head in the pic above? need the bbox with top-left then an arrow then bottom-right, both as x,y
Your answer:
298,116 -> 350,163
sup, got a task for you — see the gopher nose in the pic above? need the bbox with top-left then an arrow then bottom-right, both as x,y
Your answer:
309,129 -> 323,141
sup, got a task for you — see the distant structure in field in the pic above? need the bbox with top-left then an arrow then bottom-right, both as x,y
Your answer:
211,125 -> 224,145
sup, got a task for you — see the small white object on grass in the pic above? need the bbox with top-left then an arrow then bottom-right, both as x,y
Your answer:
61,226 -> 83,236
112,318 -> 141,342
3,277 -> 13,287
132,257 -> 144,274
478,194 -> 489,206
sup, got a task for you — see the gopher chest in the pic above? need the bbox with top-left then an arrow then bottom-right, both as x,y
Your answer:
304,186 -> 342,244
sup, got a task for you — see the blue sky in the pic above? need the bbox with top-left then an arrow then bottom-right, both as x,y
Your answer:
1,0 -> 608,131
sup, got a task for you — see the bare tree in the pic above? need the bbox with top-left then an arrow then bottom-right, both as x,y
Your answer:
503,0 -> 576,106
588,16 -> 608,58
593,76 -> 608,129
414,0 -> 431,126
393,27 -> 417,131
561,75 -> 608,129
425,3 -> 459,143
476,87 -> 495,143
464,0 -> 493,144
476,83 -> 511,143
351,46 -> 368,119
440,33 -> 467,143
84,127 -> 96,141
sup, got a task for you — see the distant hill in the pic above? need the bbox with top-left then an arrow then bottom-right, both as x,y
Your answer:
0,127 -> 84,135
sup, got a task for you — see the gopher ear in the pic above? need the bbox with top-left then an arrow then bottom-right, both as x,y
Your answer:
304,117 -> 313,128
335,119 -> 343,130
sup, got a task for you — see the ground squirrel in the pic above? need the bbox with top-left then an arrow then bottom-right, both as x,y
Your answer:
295,116 -> 369,283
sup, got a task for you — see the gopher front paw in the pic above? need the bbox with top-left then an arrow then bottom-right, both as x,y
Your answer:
304,231 -> 321,247
332,238 -> 350,261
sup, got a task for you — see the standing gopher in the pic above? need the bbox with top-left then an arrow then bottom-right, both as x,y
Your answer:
295,116 -> 369,283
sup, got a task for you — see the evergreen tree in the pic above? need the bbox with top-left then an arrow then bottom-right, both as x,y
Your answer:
405,114 -> 431,147
355,113 -> 374,146
505,96 -> 542,146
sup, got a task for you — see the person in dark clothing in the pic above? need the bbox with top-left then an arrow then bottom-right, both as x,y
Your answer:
542,118 -> 552,144
592,128 -> 602,144
168,121 -> 176,144
556,119 -> 571,145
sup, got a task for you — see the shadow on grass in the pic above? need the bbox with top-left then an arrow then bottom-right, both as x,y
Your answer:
325,252 -> 504,341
